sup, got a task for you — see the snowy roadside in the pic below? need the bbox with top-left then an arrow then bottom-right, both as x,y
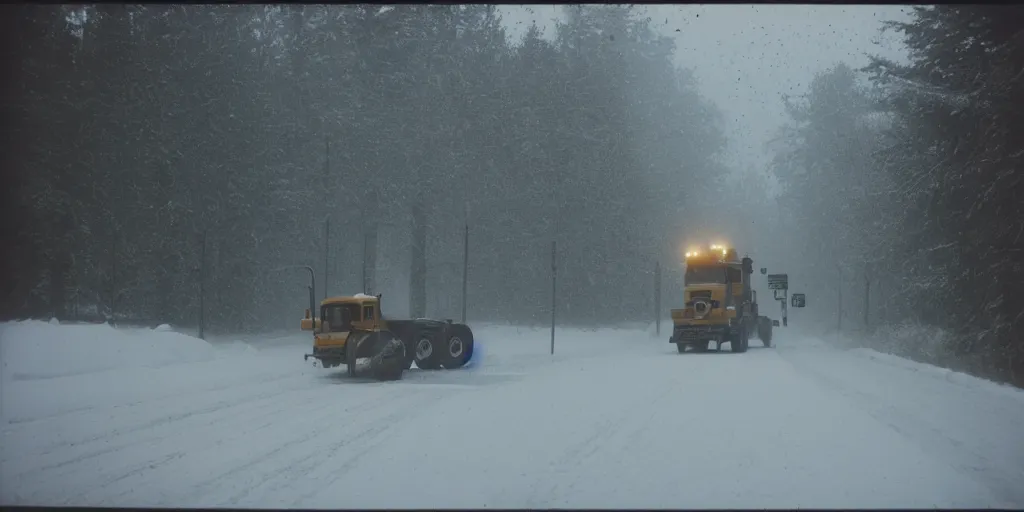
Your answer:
777,332 -> 1024,507
0,319 -> 653,425
0,320 -> 253,382
813,322 -> 1022,389
2,319 -> 1022,508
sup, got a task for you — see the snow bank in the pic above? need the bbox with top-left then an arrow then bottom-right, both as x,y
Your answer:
866,322 -> 953,361
0,320 -> 221,382
846,347 -> 1024,403
820,322 -> 954,360
819,320 -> 1022,388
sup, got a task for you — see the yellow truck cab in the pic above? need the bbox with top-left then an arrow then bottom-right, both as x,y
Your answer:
301,294 -> 382,367
669,244 -> 773,353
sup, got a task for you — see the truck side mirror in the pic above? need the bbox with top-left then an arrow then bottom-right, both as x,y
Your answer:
760,268 -> 767,275
772,319 -> 780,327
791,293 -> 806,308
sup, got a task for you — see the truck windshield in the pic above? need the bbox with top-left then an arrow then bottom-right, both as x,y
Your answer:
321,303 -> 360,332
685,266 -> 726,285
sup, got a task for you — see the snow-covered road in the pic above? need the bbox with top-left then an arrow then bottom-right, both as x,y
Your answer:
2,321 -> 1022,508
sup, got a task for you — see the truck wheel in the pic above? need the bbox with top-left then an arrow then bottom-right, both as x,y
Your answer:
367,331 -> 405,381
693,340 -> 710,353
413,332 -> 443,370
397,334 -> 415,370
731,325 -> 749,353
346,333 -> 362,377
441,324 -> 474,369
676,342 -> 687,353
759,318 -> 773,347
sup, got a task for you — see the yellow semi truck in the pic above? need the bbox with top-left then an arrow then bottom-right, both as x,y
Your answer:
669,244 -> 776,353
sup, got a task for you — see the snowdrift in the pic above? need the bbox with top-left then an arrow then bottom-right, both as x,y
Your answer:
0,320 -> 224,382
846,347 -> 1024,403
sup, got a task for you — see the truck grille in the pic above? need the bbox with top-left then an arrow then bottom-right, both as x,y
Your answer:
674,325 -> 725,342
677,329 -> 702,341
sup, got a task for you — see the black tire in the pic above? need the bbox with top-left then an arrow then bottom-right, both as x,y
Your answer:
413,331 -> 444,370
759,318 -> 773,347
676,342 -> 687,353
731,324 -> 749,353
346,333 -> 361,377
692,340 -> 710,353
441,324 -> 474,369
396,333 -> 415,370
366,331 -> 405,381
346,331 -> 406,381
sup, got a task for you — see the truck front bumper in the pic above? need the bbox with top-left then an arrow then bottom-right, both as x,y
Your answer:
304,345 -> 346,361
669,324 -> 731,344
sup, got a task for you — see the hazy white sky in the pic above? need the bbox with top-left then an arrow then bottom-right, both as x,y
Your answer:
498,4 -> 912,173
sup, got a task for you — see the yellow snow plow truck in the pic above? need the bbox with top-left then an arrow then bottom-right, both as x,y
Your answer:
669,244 -> 774,353
301,293 -> 474,381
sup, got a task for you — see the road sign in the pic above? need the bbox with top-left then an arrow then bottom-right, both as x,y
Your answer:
767,273 -> 789,290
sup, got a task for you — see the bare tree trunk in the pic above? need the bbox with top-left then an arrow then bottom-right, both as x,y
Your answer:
49,212 -> 73,320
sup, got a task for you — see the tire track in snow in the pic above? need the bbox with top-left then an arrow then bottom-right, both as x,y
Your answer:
46,384 -> 363,508
524,357 -> 683,508
173,386 -> 440,508
3,366 -> 301,426
242,401 -> 426,507
4,391 -> 338,505
223,391 -> 432,506
15,383 -> 329,482
3,369 -> 411,506
776,345 -> 1024,508
5,374 -> 319,477
68,451 -> 188,506
288,385 -> 468,508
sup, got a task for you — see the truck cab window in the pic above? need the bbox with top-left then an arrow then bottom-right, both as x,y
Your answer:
684,266 -> 727,285
322,304 -> 359,332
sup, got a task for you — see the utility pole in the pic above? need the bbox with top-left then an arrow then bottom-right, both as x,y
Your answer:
863,262 -> 871,333
551,240 -> 557,355
836,264 -> 843,332
324,216 -> 330,299
198,230 -> 207,340
462,223 -> 469,323
362,232 -> 368,294
655,260 -> 662,336
324,132 -> 331,298
110,230 -> 116,326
